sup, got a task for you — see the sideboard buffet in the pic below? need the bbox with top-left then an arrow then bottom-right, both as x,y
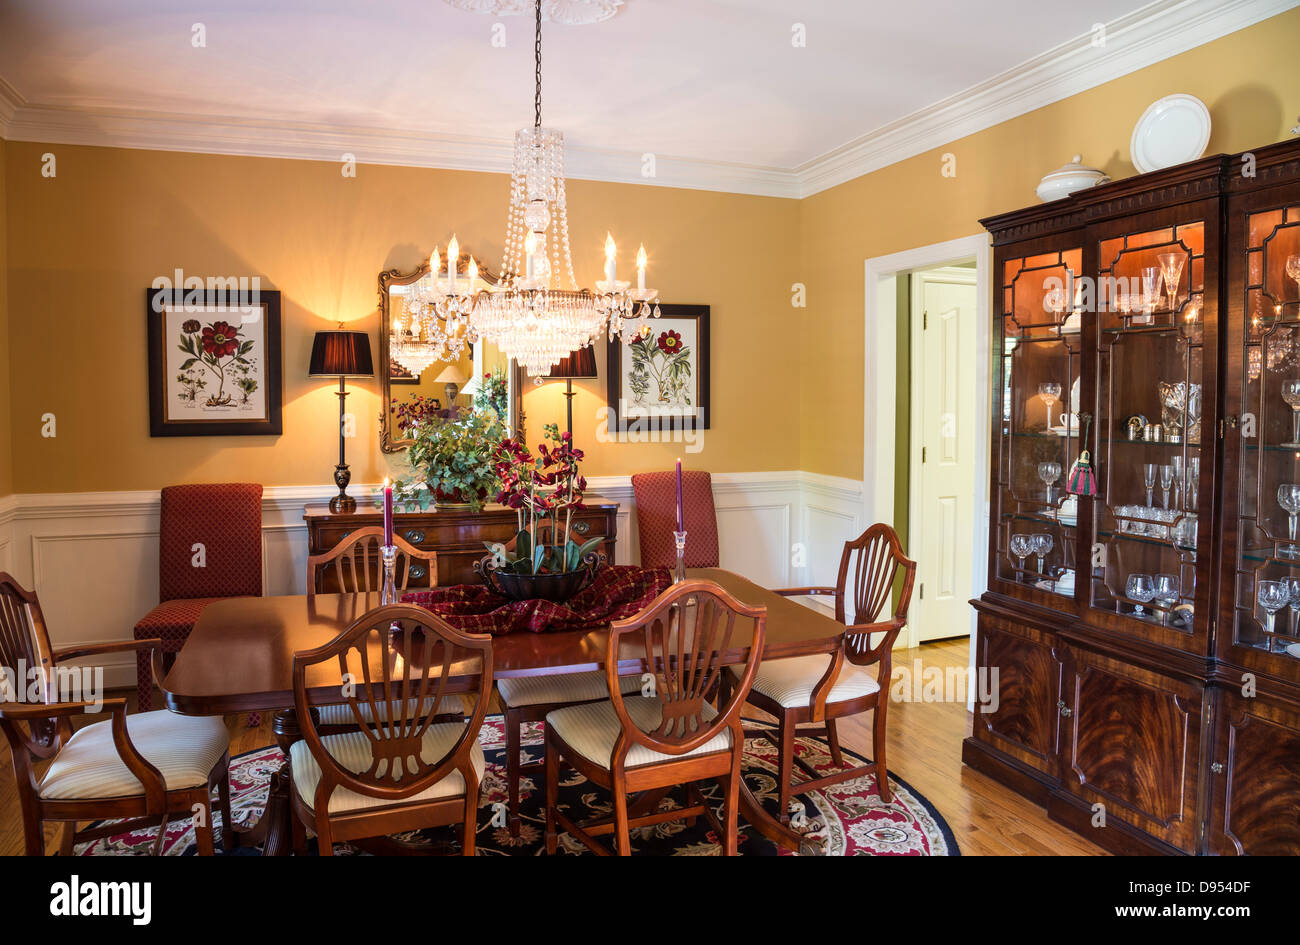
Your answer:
965,137 -> 1300,855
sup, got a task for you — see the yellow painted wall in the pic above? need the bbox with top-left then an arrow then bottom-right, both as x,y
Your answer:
0,138 -> 10,497
798,6 -> 1300,479
3,144 -> 799,492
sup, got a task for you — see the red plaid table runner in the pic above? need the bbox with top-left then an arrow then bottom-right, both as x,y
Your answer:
402,565 -> 672,635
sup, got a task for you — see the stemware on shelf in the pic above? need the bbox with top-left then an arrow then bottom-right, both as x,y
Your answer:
1172,513 -> 1198,552
1038,461 -> 1061,505
1143,463 -> 1158,507
1170,454 -> 1185,510
1278,484 -> 1300,552
1187,456 -> 1200,509
1285,576 -> 1300,641
1159,464 -> 1174,509
1282,379 -> 1300,448
1010,533 -> 1032,580
1157,251 -> 1185,316
1257,579 -> 1291,647
1154,573 -> 1180,625
1141,266 -> 1161,316
1031,533 -> 1053,576
1038,382 -> 1062,429
1126,573 -> 1155,617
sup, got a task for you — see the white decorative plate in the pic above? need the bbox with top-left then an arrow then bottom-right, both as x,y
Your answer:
1130,94 -> 1211,173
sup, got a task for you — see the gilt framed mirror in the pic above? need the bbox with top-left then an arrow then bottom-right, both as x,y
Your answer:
378,257 -> 525,453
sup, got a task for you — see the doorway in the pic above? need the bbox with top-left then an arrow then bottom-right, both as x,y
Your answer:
863,235 -> 991,659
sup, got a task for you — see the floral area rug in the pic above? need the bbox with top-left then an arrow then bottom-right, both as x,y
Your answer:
76,716 -> 958,856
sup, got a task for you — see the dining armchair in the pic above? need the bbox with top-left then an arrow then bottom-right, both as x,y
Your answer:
732,523 -> 915,821
544,579 -> 766,855
0,573 -> 232,855
289,603 -> 493,855
306,525 -> 439,601
631,470 -> 720,568
133,483 -> 263,711
308,528 -> 457,736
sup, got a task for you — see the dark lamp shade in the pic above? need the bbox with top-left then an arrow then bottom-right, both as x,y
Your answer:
549,346 -> 598,380
309,330 -> 374,377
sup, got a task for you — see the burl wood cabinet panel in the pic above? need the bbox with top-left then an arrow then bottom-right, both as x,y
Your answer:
304,498 -> 619,591
1060,647 -> 1202,852
1209,692 -> 1300,856
971,613 -> 1064,776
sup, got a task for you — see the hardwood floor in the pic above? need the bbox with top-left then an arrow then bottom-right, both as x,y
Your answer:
0,636 -> 1102,855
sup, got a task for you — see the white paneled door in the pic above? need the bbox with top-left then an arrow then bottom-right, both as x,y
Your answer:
909,267 -> 978,642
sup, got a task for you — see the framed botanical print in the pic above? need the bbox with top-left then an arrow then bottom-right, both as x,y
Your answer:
606,303 -> 710,431
146,288 -> 283,436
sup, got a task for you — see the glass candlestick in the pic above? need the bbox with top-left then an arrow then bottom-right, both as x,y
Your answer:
381,544 -> 398,604
673,530 -> 687,584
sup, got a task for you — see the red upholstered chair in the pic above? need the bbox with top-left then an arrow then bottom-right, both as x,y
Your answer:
134,484 -> 263,711
630,470 -> 720,569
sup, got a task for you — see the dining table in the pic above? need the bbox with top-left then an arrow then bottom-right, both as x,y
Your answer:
162,567 -> 845,855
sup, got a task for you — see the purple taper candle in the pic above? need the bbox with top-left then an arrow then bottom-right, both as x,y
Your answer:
383,477 -> 394,546
675,458 -> 684,532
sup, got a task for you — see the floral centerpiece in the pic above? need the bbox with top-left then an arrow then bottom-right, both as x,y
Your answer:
476,423 -> 605,601
389,393 -> 505,512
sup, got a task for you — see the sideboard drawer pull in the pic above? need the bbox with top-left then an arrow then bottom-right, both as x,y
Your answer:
573,521 -> 591,536
408,565 -> 428,581
403,529 -> 426,545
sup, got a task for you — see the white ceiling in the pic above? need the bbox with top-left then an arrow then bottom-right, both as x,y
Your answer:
0,0 -> 1291,196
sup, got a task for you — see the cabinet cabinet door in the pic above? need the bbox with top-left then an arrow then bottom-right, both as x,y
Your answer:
972,613 -> 1064,775
1218,187 -> 1300,681
1060,647 -> 1203,851
1208,691 -> 1300,855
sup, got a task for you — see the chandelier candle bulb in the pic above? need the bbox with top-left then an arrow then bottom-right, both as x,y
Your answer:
524,232 -> 537,282
605,233 -> 617,285
467,256 -> 479,289
637,244 -> 647,294
447,235 -> 460,291
430,248 -> 440,281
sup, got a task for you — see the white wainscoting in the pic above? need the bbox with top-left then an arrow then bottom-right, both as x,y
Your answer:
0,472 -> 865,691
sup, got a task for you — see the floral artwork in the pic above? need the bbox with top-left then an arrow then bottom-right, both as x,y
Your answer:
606,305 -> 710,430
148,291 -> 282,436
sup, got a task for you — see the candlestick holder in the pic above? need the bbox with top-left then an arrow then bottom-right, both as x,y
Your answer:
673,530 -> 687,584
380,544 -> 398,604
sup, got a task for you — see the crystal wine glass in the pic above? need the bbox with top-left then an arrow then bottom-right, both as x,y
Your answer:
1154,573 -> 1180,625
1187,456 -> 1200,511
1285,576 -> 1300,645
1159,464 -> 1174,509
1038,382 -> 1062,430
1282,380 -> 1300,447
1279,483 -> 1300,546
1031,533 -> 1053,576
1157,251 -> 1185,315
1257,579 -> 1291,645
1141,266 -> 1161,316
1170,454 -> 1185,510
1126,573 -> 1155,617
1143,463 -> 1158,507
1038,461 -> 1061,505
1010,533 -> 1032,579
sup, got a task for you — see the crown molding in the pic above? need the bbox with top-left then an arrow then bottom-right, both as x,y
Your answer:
0,0 -> 1291,198
795,0 -> 1298,197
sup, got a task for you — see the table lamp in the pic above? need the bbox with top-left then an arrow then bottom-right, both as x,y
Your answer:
434,363 -> 469,409
548,346 -> 598,438
309,326 -> 375,513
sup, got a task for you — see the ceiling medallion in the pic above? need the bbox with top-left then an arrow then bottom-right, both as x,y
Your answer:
442,0 -> 624,26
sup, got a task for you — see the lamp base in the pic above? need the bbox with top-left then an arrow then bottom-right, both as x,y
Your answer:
329,464 -> 356,513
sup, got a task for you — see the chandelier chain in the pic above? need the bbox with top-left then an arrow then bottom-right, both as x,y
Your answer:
533,0 -> 542,129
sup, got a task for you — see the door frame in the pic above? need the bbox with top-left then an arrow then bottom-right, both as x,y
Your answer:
862,234 -> 991,653
908,265 -> 978,643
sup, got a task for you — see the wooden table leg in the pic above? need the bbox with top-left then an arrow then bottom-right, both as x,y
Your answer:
223,708 -> 300,855
737,779 -> 825,856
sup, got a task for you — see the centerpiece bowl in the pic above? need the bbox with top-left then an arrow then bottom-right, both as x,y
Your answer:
474,550 -> 605,603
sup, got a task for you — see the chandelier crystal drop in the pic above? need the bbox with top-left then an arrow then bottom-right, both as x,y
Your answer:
396,0 -> 659,377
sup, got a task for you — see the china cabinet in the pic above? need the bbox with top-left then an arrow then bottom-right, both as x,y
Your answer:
965,138 -> 1300,855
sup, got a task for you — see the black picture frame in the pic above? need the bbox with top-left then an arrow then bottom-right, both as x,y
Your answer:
605,303 -> 710,431
146,287 -> 283,437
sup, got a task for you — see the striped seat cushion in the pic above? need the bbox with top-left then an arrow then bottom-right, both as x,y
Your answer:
39,710 -> 229,800
732,655 -> 881,709
290,723 -> 485,814
316,695 -> 464,728
498,671 -> 643,708
546,696 -> 732,770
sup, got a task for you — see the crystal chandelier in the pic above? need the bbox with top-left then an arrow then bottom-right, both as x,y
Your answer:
399,0 -> 659,377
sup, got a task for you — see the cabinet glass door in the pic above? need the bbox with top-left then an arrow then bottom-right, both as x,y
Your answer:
1229,203 -> 1300,660
993,246 -> 1083,604
1091,222 -> 1207,636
